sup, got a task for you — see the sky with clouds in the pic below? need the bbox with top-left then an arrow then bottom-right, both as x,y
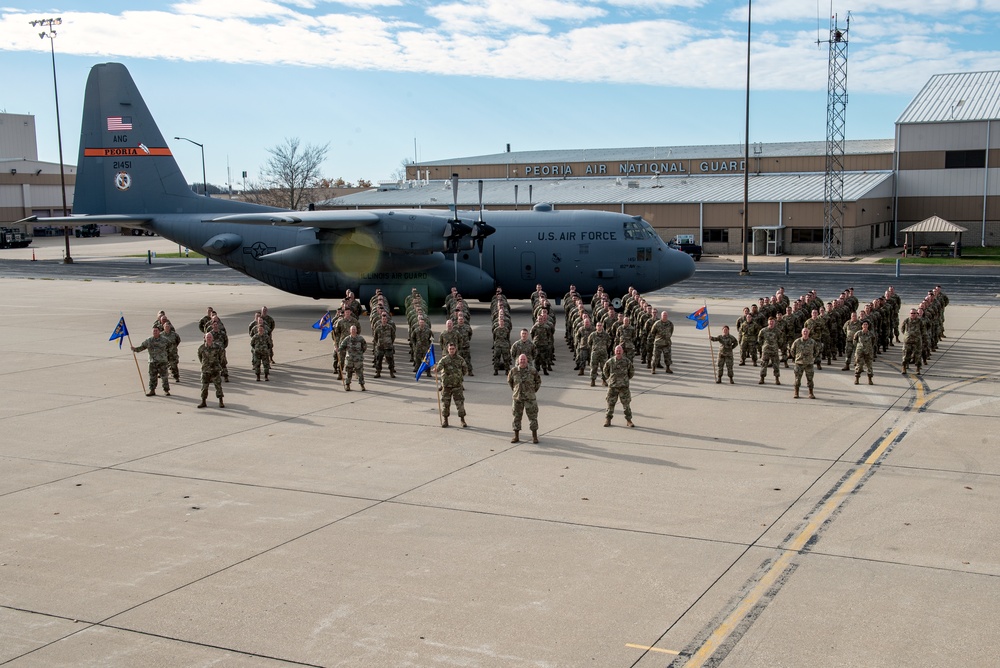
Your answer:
3,0 -> 1000,188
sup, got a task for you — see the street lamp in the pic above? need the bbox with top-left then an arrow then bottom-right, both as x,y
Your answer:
174,136 -> 208,197
30,17 -> 72,264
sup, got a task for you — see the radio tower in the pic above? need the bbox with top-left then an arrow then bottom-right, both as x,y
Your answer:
822,12 -> 849,258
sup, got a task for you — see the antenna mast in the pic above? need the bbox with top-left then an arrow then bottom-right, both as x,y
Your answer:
822,11 -> 850,258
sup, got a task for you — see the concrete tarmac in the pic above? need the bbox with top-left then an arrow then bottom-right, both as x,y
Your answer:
1,244 -> 998,667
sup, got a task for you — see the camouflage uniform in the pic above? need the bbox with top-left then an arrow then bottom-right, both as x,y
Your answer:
510,337 -> 537,370
508,363 -> 542,440
197,341 -> 225,406
710,332 -> 738,383
251,325 -> 271,380
842,317 -> 863,371
650,318 -> 674,373
372,318 -> 396,378
134,334 -> 171,394
161,328 -> 181,381
492,322 -> 513,374
588,328 -> 612,386
602,355 -> 635,425
738,317 -> 761,366
757,324 -> 782,383
852,327 -> 877,384
410,323 -> 434,373
790,335 -> 821,397
338,333 -> 368,390
435,350 -> 468,425
900,314 -> 924,373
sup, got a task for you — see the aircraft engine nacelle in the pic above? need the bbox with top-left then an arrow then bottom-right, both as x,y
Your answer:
377,213 -> 453,254
202,233 -> 243,255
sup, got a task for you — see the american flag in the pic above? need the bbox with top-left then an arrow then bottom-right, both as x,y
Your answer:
107,116 -> 133,131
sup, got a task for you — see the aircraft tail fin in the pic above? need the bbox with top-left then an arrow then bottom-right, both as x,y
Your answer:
74,62 -> 256,216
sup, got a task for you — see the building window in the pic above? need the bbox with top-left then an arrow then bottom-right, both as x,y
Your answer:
945,150 -> 986,169
791,229 -> 824,243
704,229 -> 729,242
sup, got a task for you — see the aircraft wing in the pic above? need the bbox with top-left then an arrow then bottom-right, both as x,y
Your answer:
16,214 -> 154,228
210,210 -> 383,230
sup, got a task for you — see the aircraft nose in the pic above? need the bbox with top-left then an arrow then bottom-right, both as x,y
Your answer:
660,246 -> 696,286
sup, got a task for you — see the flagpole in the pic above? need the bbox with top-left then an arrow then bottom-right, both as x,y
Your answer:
704,301 -> 718,380
122,315 -> 145,394
433,361 -> 443,427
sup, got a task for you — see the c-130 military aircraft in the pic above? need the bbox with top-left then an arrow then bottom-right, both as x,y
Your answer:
36,63 -> 695,305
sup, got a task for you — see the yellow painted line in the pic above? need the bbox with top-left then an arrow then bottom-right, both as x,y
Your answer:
681,429 -> 900,667
626,643 -> 680,655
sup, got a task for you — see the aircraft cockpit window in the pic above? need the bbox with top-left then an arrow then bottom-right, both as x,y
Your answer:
623,220 -> 647,240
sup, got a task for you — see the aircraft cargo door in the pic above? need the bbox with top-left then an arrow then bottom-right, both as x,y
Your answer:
520,252 -> 535,281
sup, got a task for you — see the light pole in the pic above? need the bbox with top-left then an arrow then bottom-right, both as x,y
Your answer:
174,136 -> 208,197
30,17 -> 72,264
740,0 -> 752,276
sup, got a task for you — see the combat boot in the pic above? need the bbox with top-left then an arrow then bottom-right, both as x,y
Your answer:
651,367 -> 656,375
794,386 -> 800,399
389,369 -> 396,378
374,371 -> 381,378
164,389 -> 170,396
775,378 -> 781,385
729,377 -> 734,384
264,372 -> 269,381
626,419 -> 634,428
578,368 -> 585,376
808,389 -> 815,399
197,398 -> 207,408
716,376 -> 722,384
511,430 -> 519,443
815,360 -> 822,369
604,417 -> 611,427
345,384 -> 351,391
256,372 -> 261,381
868,375 -> 874,385
460,417 -> 467,428
223,373 -> 229,382
531,430 -> 538,443
854,374 -> 860,385
665,366 -> 672,374
494,369 -> 499,376
218,398 -> 225,408
442,417 -> 449,428
360,383 -> 366,391
901,365 -> 908,374
841,363 -> 850,371
758,377 -> 765,385
590,378 -> 596,387
146,390 -> 156,397
602,379 -> 608,387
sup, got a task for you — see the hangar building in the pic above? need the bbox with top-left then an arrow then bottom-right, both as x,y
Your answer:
320,70 -> 1000,257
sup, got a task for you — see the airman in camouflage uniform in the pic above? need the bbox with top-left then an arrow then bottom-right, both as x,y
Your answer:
250,315 -> 271,381
209,318 -> 230,382
339,325 -> 368,391
454,312 -> 474,376
372,312 -> 397,378
508,353 -> 542,443
790,327 -> 820,399
649,310 -> 674,374
900,308 -> 924,374
530,311 -> 554,374
133,327 -> 171,396
492,312 -> 513,375
197,331 -> 225,408
603,345 -> 635,427
588,321 -> 612,387
842,312 -> 862,371
738,313 -> 760,366
852,321 -> 877,385
410,317 -> 434,373
160,321 -> 181,382
757,317 -> 782,384
510,328 -> 537,370
574,314 -> 595,376
435,342 -> 468,428
711,325 -> 739,384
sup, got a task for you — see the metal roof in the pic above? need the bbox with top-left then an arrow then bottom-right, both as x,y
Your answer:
900,216 -> 969,233
319,172 -> 893,208
896,71 -> 1000,124
413,140 -> 895,168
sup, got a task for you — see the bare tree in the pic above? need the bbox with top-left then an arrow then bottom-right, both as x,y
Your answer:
390,158 -> 411,182
260,138 -> 330,210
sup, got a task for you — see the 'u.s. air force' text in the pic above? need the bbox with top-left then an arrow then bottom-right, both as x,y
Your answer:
538,231 -> 617,241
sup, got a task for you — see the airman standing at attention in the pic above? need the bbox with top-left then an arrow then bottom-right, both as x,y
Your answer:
209,317 -> 230,382
510,327 -> 537,369
790,327 -> 820,399
197,331 -> 224,408
530,311 -> 554,374
710,325 -> 739,384
900,308 -> 924,374
160,321 -> 181,382
250,315 -> 271,382
852,320 -> 877,385
260,305 -> 276,362
508,353 -> 541,443
588,320 -> 612,387
842,311 -> 862,371
650,310 -> 674,374
152,310 -> 172,331
132,326 -> 171,396
492,312 -> 513,375
757,317 -> 782,385
198,306 -> 215,333
603,344 -> 635,427
372,312 -> 397,378
435,342 -> 468,428
454,312 -> 474,376
339,324 -> 368,391
410,316 -> 434,373
738,313 -> 760,366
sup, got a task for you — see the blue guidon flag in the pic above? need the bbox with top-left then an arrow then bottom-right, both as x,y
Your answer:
109,316 -> 129,348
415,343 -> 436,381
687,306 -> 709,330
312,311 -> 333,340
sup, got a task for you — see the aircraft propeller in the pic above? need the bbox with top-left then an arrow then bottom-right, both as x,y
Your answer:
470,179 -> 496,271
